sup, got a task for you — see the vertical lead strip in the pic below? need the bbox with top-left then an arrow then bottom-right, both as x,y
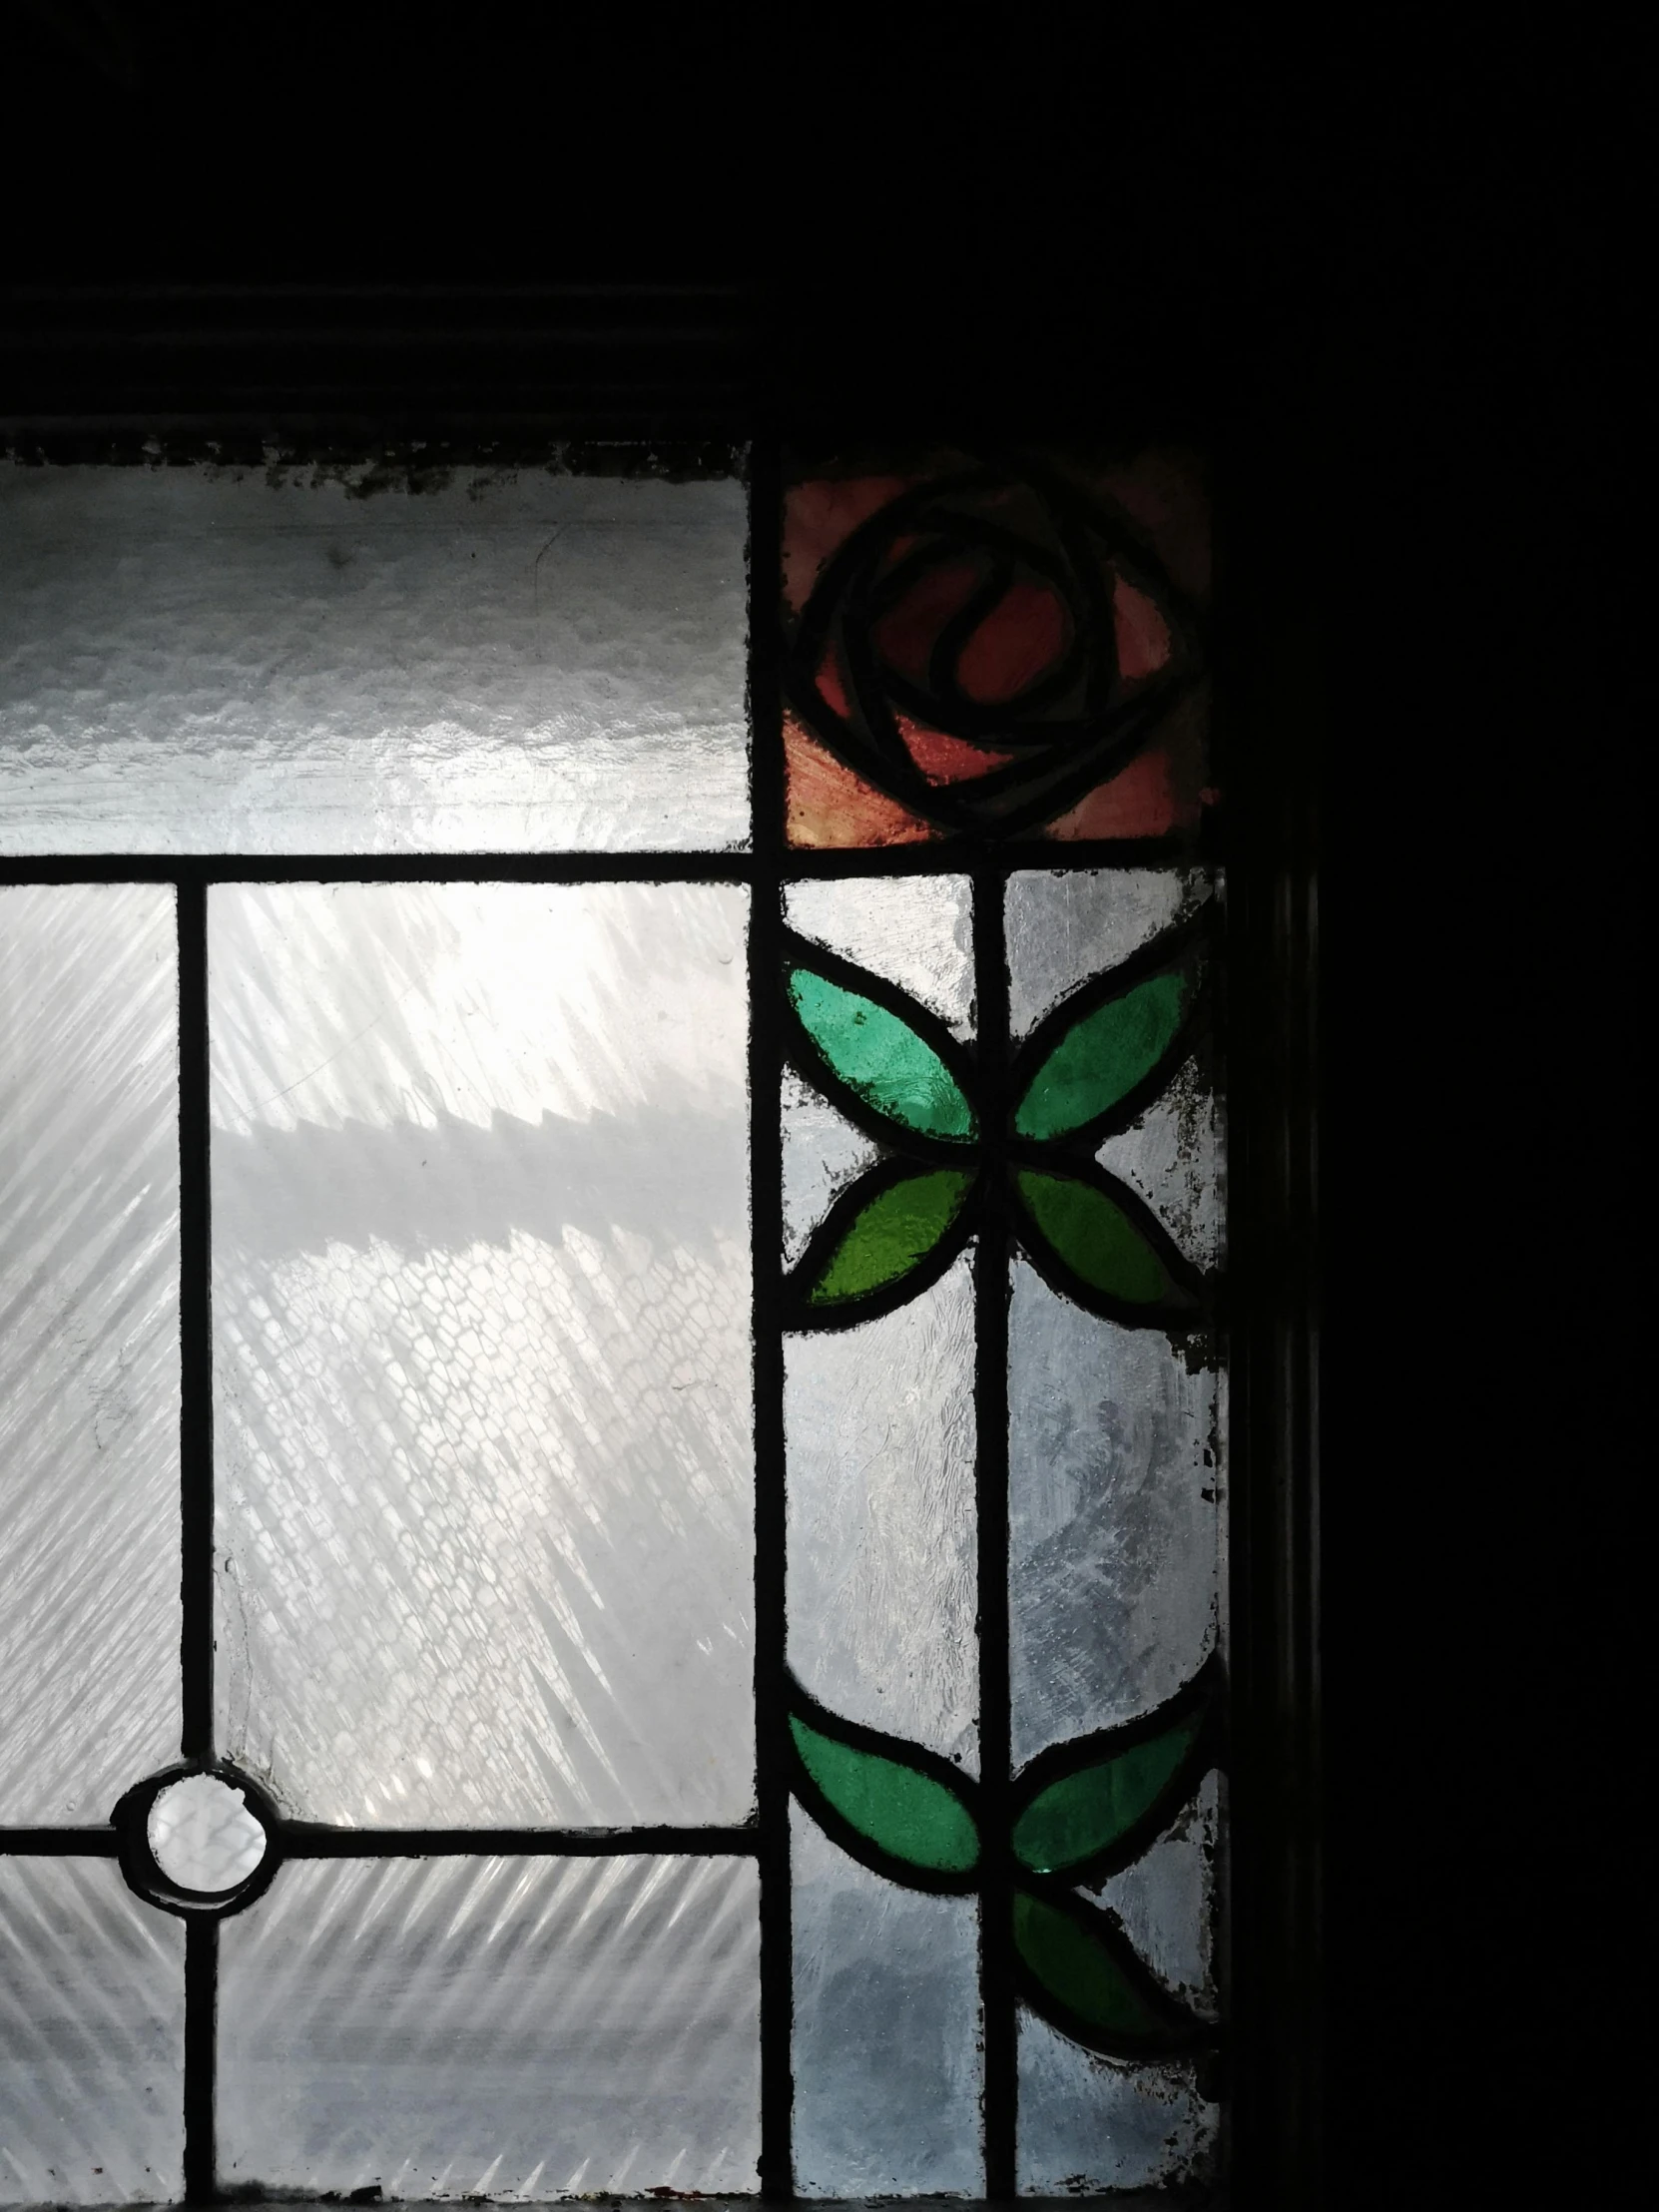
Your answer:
748,435 -> 794,2197
183,1919 -> 218,2203
176,868 -> 217,2200
974,857 -> 1016,2199
177,869 -> 214,1759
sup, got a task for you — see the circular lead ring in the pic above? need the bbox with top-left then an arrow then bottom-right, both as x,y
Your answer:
111,1761 -> 283,1919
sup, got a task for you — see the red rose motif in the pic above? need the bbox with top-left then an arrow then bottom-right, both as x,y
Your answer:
783,462 -> 1203,838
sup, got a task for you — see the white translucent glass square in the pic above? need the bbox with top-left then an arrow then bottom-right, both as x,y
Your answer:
210,881 -> 753,1825
218,1854 -> 760,2198
0,884 -> 181,1824
0,464 -> 747,853
0,1857 -> 185,2204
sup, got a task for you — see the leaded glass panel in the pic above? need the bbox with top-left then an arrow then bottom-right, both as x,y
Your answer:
1,441 -> 1228,2203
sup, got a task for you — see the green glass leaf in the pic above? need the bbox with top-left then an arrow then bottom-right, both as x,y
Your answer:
1013,970 -> 1189,1141
1014,1169 -> 1179,1306
790,1712 -> 980,1875
789,968 -> 976,1142
1012,1712 -> 1205,1875
806,1168 -> 975,1307
1014,1891 -> 1184,2047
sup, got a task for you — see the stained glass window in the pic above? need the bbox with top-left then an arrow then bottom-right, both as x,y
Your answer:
2,439 -> 1240,2201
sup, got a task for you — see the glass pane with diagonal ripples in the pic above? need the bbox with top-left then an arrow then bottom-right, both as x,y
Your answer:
0,883 -> 181,1826
0,1856 -> 185,2204
217,1854 -> 760,2196
210,881 -> 753,1826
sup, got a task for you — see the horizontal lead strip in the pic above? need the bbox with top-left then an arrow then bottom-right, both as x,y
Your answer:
0,834 -> 1204,887
1,1823 -> 759,1859
280,1822 -> 761,1858
0,1829 -> 122,1855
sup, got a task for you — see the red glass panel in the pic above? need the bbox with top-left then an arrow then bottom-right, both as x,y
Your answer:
784,714 -> 940,848
781,453 -> 1211,847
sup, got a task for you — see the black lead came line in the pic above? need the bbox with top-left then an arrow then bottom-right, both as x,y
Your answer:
177,870 -> 215,1765
183,1920 -> 217,2206
175,867 -> 217,2203
973,855 -> 1018,2201
0,835 -> 1202,888
748,436 -> 796,2203
279,1823 -> 763,1859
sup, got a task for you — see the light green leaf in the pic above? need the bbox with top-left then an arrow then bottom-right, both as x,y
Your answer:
789,967 -> 976,1142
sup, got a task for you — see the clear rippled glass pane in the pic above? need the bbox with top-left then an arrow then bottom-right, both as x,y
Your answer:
1005,867 -> 1208,1041
0,884 -> 180,1825
1003,868 -> 1224,1772
1090,1768 -> 1221,2020
210,882 -> 753,1825
785,1251 -> 978,1770
780,1065 -> 879,1270
217,1854 -> 761,2198
791,1806 -> 982,2196
1096,1057 -> 1224,1273
0,466 -> 747,853
785,874 -> 974,1037
1003,864 -> 1225,2193
0,1857 -> 185,2204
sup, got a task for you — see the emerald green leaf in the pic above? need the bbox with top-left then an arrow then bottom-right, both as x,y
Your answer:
1014,969 -> 1190,1141
806,1167 -> 975,1308
1014,1168 -> 1188,1309
1012,1711 -> 1205,1875
790,1711 -> 980,1877
1014,1890 -> 1200,2053
788,967 -> 976,1143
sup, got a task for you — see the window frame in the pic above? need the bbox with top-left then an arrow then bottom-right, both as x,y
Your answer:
0,285 -> 1321,2210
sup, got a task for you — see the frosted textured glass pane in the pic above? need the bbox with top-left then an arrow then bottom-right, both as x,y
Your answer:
1008,1259 -> 1221,1767
786,1252 -> 978,1769
0,1857 -> 185,2204
1096,1058 -> 1224,1273
791,1807 -> 981,2196
1005,867 -> 1209,1040
218,1854 -> 760,2199
0,465 -> 747,853
0,884 -> 180,1825
1091,1768 -> 1221,2018
785,874 -> 974,1036
1009,869 -> 1223,1270
780,1067 -> 879,1269
211,882 -> 753,1825
1016,2014 -> 1217,2194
